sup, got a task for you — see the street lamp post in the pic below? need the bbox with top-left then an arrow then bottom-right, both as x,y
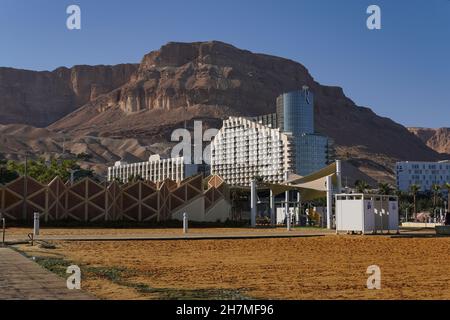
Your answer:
22,153 -> 28,220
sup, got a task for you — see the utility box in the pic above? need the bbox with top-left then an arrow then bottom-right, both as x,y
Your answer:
335,194 -> 399,234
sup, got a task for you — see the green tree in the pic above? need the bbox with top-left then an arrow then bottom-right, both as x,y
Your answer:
0,159 -> 19,185
6,157 -> 94,184
113,177 -> 124,184
443,182 -> 450,214
394,189 -> 411,221
355,180 -> 370,193
127,175 -> 144,183
253,175 -> 265,186
409,184 -> 421,220
378,182 -> 393,195
431,183 -> 441,209
230,188 -> 246,221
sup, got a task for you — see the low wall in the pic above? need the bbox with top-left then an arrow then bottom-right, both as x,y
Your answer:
401,222 -> 443,228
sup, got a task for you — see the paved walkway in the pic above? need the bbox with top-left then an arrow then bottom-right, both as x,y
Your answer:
0,248 -> 95,300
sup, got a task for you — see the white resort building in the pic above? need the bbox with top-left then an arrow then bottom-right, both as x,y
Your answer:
107,155 -> 201,183
210,116 -> 294,186
396,160 -> 450,192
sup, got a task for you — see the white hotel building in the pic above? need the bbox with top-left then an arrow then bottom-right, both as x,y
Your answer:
107,155 -> 200,183
396,160 -> 450,192
210,116 -> 294,186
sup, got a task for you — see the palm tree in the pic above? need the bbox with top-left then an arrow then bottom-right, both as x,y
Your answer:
253,175 -> 265,186
355,180 -> 370,193
431,183 -> 441,208
443,182 -> 450,214
230,188 -> 244,221
409,184 -> 420,220
395,189 -> 405,198
128,174 -> 144,183
378,183 -> 393,195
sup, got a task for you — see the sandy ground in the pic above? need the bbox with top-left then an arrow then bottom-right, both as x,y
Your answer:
4,227 -> 330,240
14,234 -> 450,300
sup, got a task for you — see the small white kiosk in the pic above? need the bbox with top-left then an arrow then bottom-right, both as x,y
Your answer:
335,194 -> 399,234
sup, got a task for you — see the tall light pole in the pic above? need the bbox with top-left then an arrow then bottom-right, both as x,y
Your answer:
62,136 -> 66,156
22,152 -> 28,220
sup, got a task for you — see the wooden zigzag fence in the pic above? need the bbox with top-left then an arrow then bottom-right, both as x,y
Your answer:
0,174 -> 228,222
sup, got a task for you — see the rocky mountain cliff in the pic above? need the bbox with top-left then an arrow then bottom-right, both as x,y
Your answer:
0,41 -> 444,182
408,127 -> 450,155
0,64 -> 138,127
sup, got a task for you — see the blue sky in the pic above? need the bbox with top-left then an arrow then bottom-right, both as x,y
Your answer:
0,0 -> 449,128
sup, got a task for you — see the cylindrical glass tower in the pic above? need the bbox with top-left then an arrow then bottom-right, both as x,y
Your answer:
276,87 -> 331,176
276,87 -> 314,135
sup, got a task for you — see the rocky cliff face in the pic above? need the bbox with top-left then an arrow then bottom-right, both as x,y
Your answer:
408,127 -> 450,155
0,64 -> 138,127
48,41 -> 442,183
86,42 -> 349,118
116,41 -> 315,115
0,41 -> 444,182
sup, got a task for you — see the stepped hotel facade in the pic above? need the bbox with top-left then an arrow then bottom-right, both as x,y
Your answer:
210,117 -> 294,186
108,86 -> 334,187
211,86 -> 334,186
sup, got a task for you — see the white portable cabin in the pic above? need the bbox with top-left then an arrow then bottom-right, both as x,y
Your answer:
335,194 -> 399,234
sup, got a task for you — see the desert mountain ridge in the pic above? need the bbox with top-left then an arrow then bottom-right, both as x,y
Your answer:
0,64 -> 138,127
408,127 -> 450,155
0,41 -> 446,183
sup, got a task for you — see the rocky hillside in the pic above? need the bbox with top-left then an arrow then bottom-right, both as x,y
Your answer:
0,41 -> 444,182
408,127 -> 450,155
0,123 -> 174,175
48,41 -> 442,182
0,64 -> 138,127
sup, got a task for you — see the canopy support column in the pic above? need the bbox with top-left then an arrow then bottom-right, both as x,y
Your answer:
285,171 -> 291,231
270,189 -> 276,226
336,160 -> 342,194
326,175 -> 333,230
